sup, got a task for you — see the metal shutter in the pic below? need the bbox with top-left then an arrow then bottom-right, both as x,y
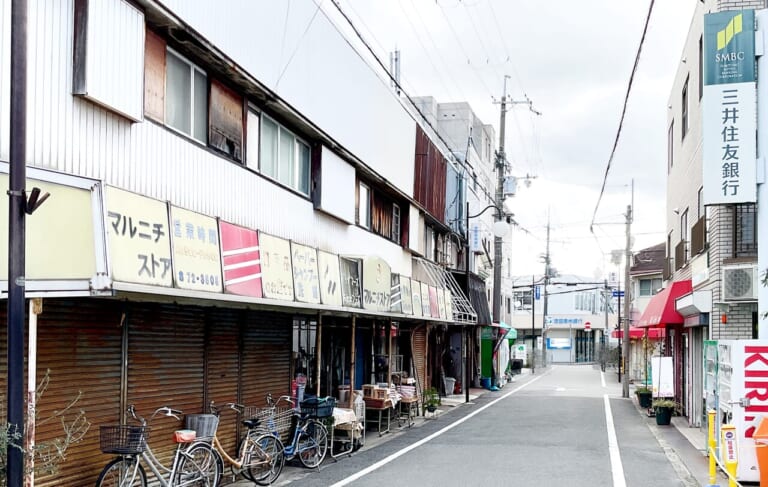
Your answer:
411,325 -> 427,400
240,310 -> 291,407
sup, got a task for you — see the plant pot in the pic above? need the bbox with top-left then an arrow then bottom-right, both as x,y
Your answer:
426,405 -> 437,413
636,391 -> 652,408
655,406 -> 673,425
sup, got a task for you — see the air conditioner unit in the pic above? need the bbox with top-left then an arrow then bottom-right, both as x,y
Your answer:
722,264 -> 758,301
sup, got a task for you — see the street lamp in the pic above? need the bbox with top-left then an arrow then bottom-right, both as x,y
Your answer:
464,201 -> 512,402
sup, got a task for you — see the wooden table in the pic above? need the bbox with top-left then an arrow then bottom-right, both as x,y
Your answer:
398,397 -> 418,428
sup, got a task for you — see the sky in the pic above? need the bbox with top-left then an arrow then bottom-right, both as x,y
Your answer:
322,0 -> 698,280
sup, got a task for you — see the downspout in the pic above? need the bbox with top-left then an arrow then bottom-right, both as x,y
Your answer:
24,298 -> 41,487
315,314 -> 322,398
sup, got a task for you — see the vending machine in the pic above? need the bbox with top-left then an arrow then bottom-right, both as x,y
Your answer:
715,340 -> 768,482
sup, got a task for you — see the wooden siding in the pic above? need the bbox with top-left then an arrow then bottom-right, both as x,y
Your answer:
413,126 -> 447,224
144,28 -> 166,122
209,79 -> 244,161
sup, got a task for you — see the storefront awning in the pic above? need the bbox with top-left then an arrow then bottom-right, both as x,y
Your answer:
414,259 -> 477,325
636,280 -> 692,328
451,271 -> 491,326
612,327 -> 665,339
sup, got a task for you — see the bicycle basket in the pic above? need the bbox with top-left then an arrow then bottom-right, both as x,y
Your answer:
300,397 -> 336,418
245,406 -> 294,443
99,425 -> 150,455
185,414 -> 219,440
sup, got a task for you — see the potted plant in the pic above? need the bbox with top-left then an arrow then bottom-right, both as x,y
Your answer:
652,399 -> 677,425
635,386 -> 652,408
423,387 -> 440,414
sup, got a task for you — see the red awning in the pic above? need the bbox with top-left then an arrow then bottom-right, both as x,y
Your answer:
636,280 -> 692,328
611,327 -> 665,339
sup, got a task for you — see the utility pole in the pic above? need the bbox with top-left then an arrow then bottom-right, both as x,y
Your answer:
622,203 -> 633,398
541,214 -> 551,368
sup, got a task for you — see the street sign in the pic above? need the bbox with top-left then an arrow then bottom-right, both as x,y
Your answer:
534,285 -> 540,300
584,322 -> 591,331
612,290 -> 624,298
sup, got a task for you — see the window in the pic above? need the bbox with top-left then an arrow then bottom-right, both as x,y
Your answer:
697,187 -> 704,220
698,36 -> 703,100
639,278 -> 662,297
681,76 -> 689,139
246,109 -> 260,170
358,182 -> 371,229
260,115 -> 311,195
667,122 -> 674,172
166,48 -> 207,143
574,291 -> 595,313
680,209 -> 689,243
425,225 -> 436,260
392,204 -> 401,243
734,204 -> 757,257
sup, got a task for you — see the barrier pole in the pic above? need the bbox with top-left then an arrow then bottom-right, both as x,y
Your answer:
708,410 -> 717,486
721,424 -> 738,487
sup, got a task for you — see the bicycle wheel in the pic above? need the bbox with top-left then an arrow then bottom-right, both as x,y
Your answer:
174,442 -> 220,486
246,433 -> 284,486
95,457 -> 147,487
297,420 -> 328,468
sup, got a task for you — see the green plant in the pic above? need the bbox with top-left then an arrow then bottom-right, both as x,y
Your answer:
635,386 -> 651,395
652,398 -> 678,409
423,387 -> 440,411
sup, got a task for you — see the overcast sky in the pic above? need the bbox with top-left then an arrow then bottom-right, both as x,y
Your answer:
323,0 -> 698,280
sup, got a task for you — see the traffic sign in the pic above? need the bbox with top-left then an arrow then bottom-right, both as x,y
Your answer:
584,322 -> 591,331
612,290 -> 624,298
534,285 -> 541,300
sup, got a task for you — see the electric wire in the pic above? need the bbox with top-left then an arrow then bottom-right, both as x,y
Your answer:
589,0 -> 656,233
275,0 -> 324,89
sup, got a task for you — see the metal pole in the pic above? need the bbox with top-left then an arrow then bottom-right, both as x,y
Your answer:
622,204 -> 632,398
465,201 -> 471,403
541,215 -> 550,368
531,275 -> 535,374
316,314 -> 323,398
25,299 -> 40,487
8,0 -> 28,484
349,316 -> 355,409
617,281 -> 622,384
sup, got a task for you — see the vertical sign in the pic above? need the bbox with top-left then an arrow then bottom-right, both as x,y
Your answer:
170,206 -> 223,292
428,286 -> 440,318
444,290 -> 453,321
105,186 -> 172,286
259,233 -> 295,301
317,250 -> 342,306
420,282 -> 431,317
291,242 -> 321,304
411,280 -> 423,317
340,256 -> 362,308
703,10 -> 756,204
219,221 -> 262,298
390,274 -> 402,314
437,289 -> 446,319
363,256 -> 391,312
400,276 -> 413,315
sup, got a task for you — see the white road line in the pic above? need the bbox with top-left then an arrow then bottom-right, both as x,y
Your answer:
604,394 -> 627,487
328,373 -> 547,487
601,370 -> 606,388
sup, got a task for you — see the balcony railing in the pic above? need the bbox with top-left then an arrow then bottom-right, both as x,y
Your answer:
690,217 -> 706,256
675,240 -> 687,270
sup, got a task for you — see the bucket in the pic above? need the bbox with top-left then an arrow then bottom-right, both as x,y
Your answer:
444,377 -> 456,396
338,385 -> 350,404
481,377 -> 491,389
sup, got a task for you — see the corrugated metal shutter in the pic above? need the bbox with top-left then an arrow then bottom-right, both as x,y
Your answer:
0,300 -> 6,425
411,325 -> 427,400
204,308 -> 241,455
240,310 -> 291,407
127,302 -> 206,466
33,299 -> 123,487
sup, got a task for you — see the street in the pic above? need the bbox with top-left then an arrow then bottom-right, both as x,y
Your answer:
259,365 -> 715,487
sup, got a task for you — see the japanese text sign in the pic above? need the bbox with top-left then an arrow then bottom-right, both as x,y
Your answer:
291,242 -> 321,304
340,256 -> 362,308
362,256 -> 391,312
171,206 -> 223,292
105,186 -> 172,287
400,276 -> 414,315
317,250 -> 342,306
259,233 -> 295,301
411,280 -> 423,317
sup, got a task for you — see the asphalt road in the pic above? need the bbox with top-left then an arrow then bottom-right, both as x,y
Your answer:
240,365 -> 711,486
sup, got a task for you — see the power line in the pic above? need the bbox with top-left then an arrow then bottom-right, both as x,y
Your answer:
589,0 -> 656,232
275,0 -> 324,89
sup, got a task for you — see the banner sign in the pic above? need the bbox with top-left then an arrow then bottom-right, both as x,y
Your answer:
703,10 -> 756,205
220,221 -> 262,298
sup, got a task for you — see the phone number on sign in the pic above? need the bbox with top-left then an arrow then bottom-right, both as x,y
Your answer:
178,271 -> 220,287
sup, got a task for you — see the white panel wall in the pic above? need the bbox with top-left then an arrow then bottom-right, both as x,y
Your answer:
1,0 -> 413,277
319,146 -> 355,224
156,0 -> 416,196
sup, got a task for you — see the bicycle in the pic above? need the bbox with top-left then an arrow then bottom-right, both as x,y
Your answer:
95,405 -> 220,487
205,401 -> 284,485
251,394 -> 330,480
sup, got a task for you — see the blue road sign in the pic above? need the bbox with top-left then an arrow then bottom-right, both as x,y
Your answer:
534,285 -> 540,300
612,290 -> 624,298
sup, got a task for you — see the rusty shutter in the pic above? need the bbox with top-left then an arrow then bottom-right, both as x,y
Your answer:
32,299 -> 123,487
209,79 -> 243,161
204,308 -> 241,454
240,311 -> 291,407
127,302 -> 206,464
411,325 -> 427,400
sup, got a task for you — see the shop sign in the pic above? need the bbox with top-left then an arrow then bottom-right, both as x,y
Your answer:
340,256 -> 362,308
105,186 -> 172,287
259,233 -> 295,301
219,221 -> 262,298
400,276 -> 413,315
170,206 -> 222,292
390,274 -> 402,314
420,282 -> 431,317
317,250 -> 342,306
411,280 -> 423,317
437,288 -> 446,319
291,242 -> 320,304
444,290 -> 453,320
362,256 -> 391,312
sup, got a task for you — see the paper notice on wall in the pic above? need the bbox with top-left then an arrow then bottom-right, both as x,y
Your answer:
651,356 -> 674,398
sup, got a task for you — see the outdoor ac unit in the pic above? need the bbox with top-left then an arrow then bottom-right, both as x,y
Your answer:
722,264 -> 758,301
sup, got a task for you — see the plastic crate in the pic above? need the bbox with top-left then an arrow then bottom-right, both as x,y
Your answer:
99,425 -> 150,455
300,397 -> 336,418
185,414 -> 219,440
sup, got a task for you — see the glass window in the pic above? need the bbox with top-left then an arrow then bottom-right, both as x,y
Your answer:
297,141 -> 311,195
392,204 -> 401,243
278,126 -> 295,187
165,49 -> 206,144
639,278 -> 662,297
260,117 -> 278,178
359,183 -> 370,229
682,76 -> 689,139
246,109 -> 260,170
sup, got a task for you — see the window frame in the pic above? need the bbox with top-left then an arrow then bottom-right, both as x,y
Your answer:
667,121 -> 674,172
358,182 -> 371,230
259,113 -> 312,196
681,75 -> 689,140
165,46 -> 207,145
392,203 -> 401,243
639,278 -> 662,297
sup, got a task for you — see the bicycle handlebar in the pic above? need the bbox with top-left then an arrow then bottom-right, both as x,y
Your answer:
128,404 -> 182,425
